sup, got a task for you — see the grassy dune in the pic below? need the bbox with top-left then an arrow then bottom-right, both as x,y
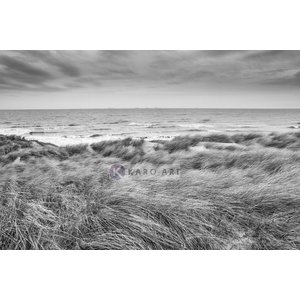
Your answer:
0,132 -> 300,249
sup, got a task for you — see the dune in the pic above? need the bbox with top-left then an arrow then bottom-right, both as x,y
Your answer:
0,132 -> 299,249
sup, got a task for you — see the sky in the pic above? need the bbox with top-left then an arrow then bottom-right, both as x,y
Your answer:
0,50 -> 300,109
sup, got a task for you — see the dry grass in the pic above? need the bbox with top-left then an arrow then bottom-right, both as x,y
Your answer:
0,132 -> 299,249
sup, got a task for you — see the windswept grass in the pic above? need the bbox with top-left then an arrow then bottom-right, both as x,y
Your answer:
65,144 -> 88,156
162,131 -> 300,152
91,137 -> 145,162
0,132 -> 299,250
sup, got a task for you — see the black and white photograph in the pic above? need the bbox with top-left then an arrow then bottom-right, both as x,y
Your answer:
0,50 -> 299,250
0,1 -> 299,299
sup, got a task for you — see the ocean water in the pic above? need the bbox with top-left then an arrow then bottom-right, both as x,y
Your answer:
0,109 -> 299,146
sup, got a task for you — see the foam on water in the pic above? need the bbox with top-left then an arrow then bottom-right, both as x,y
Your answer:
0,109 -> 299,146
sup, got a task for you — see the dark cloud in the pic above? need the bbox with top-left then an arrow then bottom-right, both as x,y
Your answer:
295,71 -> 300,81
56,62 -> 81,77
100,50 -> 132,60
0,55 -> 51,78
22,51 -> 81,77
0,55 -> 54,92
202,50 -> 246,57
244,50 -> 285,60
263,70 -> 300,86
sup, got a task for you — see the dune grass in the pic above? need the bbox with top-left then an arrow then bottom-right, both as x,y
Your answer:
0,132 -> 299,249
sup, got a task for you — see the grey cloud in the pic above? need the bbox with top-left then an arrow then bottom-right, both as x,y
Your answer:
244,50 -> 285,60
56,62 -> 81,77
99,50 -> 132,60
264,70 -> 300,86
1,50 -> 300,94
242,51 -> 300,65
0,53 -> 54,92
295,71 -> 300,81
0,55 -> 51,78
24,51 -> 81,77
202,50 -> 246,57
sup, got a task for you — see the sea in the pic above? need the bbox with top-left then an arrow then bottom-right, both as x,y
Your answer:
0,109 -> 299,146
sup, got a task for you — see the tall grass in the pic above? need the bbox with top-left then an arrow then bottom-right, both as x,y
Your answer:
0,133 -> 299,249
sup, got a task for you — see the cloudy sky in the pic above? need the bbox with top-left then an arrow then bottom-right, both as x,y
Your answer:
0,50 -> 300,109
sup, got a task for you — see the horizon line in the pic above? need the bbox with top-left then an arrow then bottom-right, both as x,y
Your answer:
1,107 -> 300,111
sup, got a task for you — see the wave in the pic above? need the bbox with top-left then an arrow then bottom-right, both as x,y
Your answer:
111,132 -> 137,136
103,120 -> 128,125
128,122 -> 153,127
146,124 -> 177,129
90,134 -> 103,138
231,125 -> 258,128
29,131 -> 59,135
9,125 -> 34,128
0,128 -> 31,136
92,128 -> 110,131
178,123 -> 214,128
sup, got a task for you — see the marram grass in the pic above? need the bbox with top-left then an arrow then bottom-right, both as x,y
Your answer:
0,133 -> 299,249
